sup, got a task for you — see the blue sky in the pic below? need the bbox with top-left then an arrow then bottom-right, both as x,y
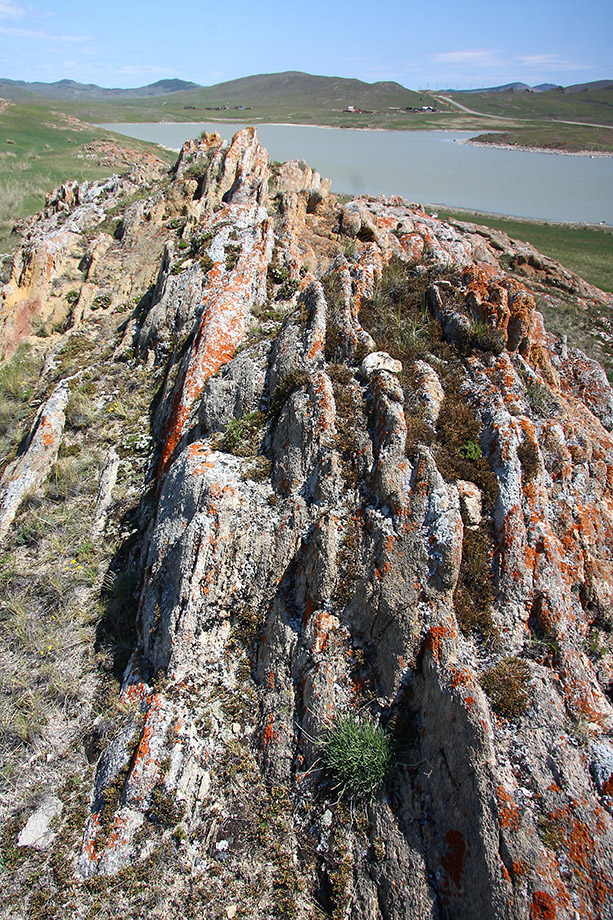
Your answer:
0,0 -> 610,89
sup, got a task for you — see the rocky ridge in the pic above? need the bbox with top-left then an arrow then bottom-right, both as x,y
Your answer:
0,127 -> 612,919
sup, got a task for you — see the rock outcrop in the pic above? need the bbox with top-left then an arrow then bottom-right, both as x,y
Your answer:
1,128 -> 612,920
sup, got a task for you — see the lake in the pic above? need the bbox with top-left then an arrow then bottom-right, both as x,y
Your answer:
100,122 -> 613,225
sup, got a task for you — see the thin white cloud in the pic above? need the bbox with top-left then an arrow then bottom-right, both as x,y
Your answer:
433,50 -> 501,66
0,1 -> 24,20
0,24 -> 92,42
516,54 -> 591,71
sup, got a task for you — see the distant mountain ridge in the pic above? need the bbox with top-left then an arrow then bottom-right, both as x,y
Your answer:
0,72 -> 417,103
448,79 -> 612,94
0,77 -> 201,100
2,73 -> 611,105
0,71 -> 438,115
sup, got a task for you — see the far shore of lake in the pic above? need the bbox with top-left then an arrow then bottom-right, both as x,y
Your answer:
151,118 -> 613,157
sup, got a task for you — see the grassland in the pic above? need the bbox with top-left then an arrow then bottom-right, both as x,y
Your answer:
0,101 -> 175,251
435,207 -> 613,292
467,124 -> 613,154
2,72 -> 450,129
442,87 -> 613,153
444,87 -> 613,125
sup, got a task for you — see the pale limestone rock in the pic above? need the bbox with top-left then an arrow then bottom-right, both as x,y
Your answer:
456,479 -> 482,528
360,351 -> 402,377
0,381 -> 69,545
91,447 -> 120,540
412,359 -> 445,424
18,796 -> 63,850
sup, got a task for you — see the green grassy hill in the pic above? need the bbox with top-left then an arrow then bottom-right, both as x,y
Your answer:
445,86 -> 613,125
6,71 -> 448,129
0,101 -> 175,250
0,77 -> 200,101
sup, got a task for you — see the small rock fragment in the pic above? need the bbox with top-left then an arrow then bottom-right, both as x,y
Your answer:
18,795 -> 63,850
456,480 -> 482,529
360,351 -> 403,377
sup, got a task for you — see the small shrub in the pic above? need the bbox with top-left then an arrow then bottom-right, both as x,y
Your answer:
458,439 -> 482,461
454,526 -> 499,645
200,254 -> 214,274
225,243 -> 241,271
242,456 -> 272,482
524,378 -> 558,418
517,439 -> 540,481
277,278 -> 300,301
321,714 -> 393,800
481,657 -> 531,718
92,293 -> 111,311
268,369 -> 310,421
268,263 -> 289,285
214,411 -> 266,457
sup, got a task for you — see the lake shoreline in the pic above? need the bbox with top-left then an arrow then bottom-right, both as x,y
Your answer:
457,138 -> 613,158
127,119 -> 613,155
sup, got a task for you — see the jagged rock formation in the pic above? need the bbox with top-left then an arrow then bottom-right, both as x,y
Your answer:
1,127 -> 613,919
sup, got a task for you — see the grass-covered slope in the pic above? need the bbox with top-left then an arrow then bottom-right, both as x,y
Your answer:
0,100 -> 175,250
2,71 -> 449,130
445,85 -> 613,125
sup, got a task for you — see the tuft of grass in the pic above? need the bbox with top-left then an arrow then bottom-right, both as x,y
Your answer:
269,369 -> 310,421
481,657 -> 531,718
454,527 -> 499,645
214,411 -> 266,457
225,243 -> 241,271
321,713 -> 393,800
517,438 -> 540,482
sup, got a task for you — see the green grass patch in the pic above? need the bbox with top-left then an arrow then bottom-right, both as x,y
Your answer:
468,124 -> 613,154
321,713 -> 393,800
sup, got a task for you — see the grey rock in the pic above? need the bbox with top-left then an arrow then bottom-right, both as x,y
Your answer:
18,795 -> 63,849
360,351 -> 403,377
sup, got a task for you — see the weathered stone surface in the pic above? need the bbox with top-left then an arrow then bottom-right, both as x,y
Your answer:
360,350 -> 403,377
17,795 -> 63,850
2,127 -> 613,920
0,381 -> 69,544
91,447 -> 120,540
456,479 -> 482,528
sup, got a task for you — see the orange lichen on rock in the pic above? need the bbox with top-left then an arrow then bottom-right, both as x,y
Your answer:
530,891 -> 556,920
261,714 -> 279,748
158,203 -> 272,477
424,625 -> 452,662
496,785 -> 520,831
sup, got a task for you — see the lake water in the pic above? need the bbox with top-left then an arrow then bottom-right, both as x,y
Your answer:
101,122 -> 613,225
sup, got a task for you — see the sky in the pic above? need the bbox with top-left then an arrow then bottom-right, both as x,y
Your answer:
0,0 -> 610,90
